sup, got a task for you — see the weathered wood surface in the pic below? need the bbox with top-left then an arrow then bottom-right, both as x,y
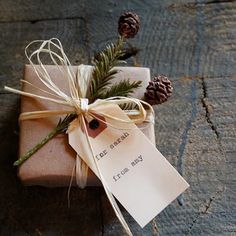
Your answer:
0,0 -> 235,235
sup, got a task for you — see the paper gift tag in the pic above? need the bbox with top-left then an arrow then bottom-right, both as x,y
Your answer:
69,103 -> 189,227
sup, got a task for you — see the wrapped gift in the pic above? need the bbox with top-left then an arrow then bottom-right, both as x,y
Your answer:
5,11 -> 189,234
18,64 -> 155,187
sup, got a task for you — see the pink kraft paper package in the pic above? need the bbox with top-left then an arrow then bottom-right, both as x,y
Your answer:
18,65 -> 155,187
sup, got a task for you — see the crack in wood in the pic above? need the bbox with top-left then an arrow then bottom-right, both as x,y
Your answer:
168,0 -> 234,12
200,77 -> 227,162
187,188 -> 225,235
151,218 -> 159,235
0,16 -> 86,24
201,77 -> 220,139
189,0 -> 234,7
202,0 -> 234,5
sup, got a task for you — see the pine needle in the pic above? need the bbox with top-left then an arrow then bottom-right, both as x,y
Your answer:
14,113 -> 77,166
119,102 -> 139,111
87,37 -> 126,102
99,80 -> 142,99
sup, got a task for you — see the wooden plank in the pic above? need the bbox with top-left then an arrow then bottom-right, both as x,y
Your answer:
0,0 -> 197,22
83,1 -> 200,234
83,0 -> 236,235
0,0 -> 87,22
0,19 -> 89,90
181,75 -> 236,235
0,0 -> 235,235
85,0 -> 236,78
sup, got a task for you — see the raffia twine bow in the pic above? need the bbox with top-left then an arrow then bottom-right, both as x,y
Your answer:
5,38 -> 154,236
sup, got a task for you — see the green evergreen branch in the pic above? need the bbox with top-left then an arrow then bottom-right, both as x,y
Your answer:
14,114 -> 77,166
100,80 -> 142,99
15,37 -> 143,166
87,37 -> 126,102
119,102 -> 139,111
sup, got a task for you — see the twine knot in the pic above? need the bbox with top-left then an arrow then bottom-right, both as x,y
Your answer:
80,98 -> 89,113
73,98 -> 89,114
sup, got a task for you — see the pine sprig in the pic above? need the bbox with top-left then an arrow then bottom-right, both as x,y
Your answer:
14,13 -> 144,167
100,80 -> 142,99
14,113 -> 77,166
56,113 -> 77,133
87,37 -> 126,102
119,102 -> 138,111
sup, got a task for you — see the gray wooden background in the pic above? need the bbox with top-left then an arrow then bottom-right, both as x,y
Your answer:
0,0 -> 235,235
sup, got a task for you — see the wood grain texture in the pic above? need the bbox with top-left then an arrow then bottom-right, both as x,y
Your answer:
0,0 -> 235,235
0,19 -> 89,90
83,1 -> 236,235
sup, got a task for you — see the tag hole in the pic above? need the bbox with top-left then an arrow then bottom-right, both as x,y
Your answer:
89,119 -> 100,130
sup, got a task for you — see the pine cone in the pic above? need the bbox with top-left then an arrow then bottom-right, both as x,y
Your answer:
144,75 -> 173,105
118,12 -> 140,38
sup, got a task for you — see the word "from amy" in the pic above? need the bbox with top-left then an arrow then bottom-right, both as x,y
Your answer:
113,155 -> 143,182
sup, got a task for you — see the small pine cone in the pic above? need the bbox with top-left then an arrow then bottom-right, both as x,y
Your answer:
118,12 -> 140,38
144,75 -> 173,105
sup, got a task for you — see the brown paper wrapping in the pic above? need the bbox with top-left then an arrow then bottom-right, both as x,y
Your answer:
18,65 -> 155,187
